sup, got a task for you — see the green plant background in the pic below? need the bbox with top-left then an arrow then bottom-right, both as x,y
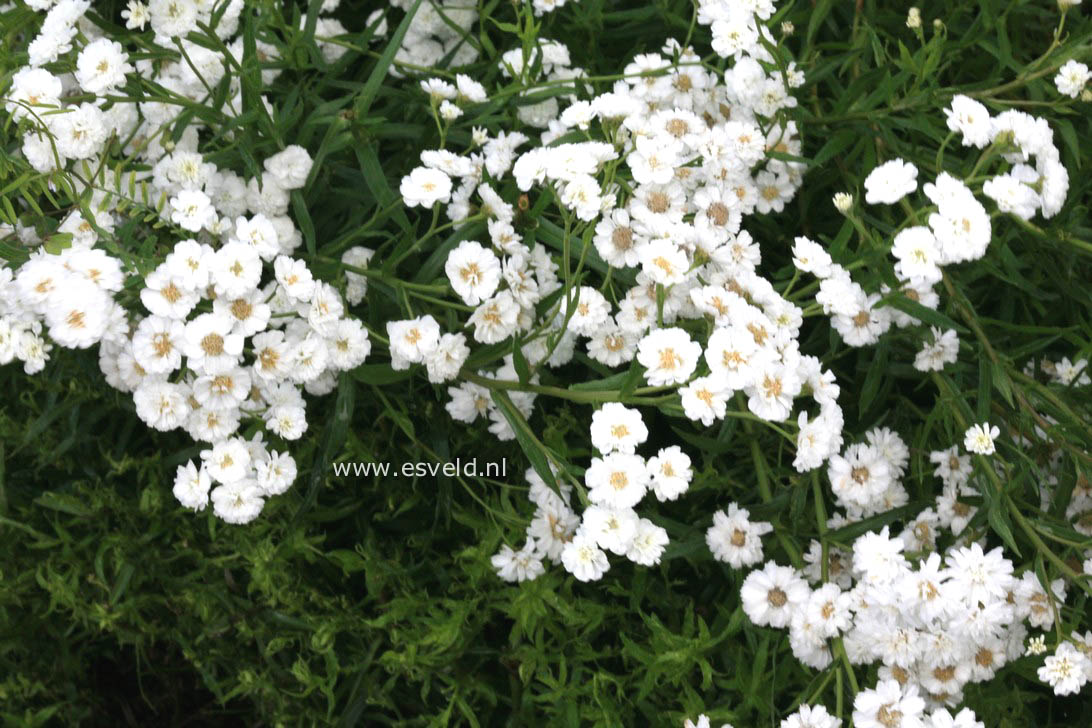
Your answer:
1,0 -> 1091,725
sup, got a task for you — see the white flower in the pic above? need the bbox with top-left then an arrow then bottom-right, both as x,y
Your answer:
944,95 -> 992,148
263,145 -> 313,190
122,1 -> 150,30
680,374 -> 730,426
852,680 -> 925,728
45,280 -> 109,348
232,214 -> 281,261
468,291 -> 520,344
914,327 -> 959,372
133,379 -> 191,432
963,421 -> 999,455
1054,60 -> 1090,99
193,367 -> 251,411
211,480 -> 265,524
492,539 -> 545,582
202,438 -> 252,485
141,267 -> 199,319
646,445 -> 692,501
387,315 -> 441,368
183,313 -> 245,375
445,241 -> 501,305
741,561 -> 809,628
255,451 -> 298,496
589,403 -> 647,455
791,236 -> 833,277
1037,642 -> 1091,696
169,190 -> 216,232
266,404 -> 308,440
636,327 -> 701,386
863,159 -> 918,205
707,504 -> 773,568
562,286 -> 610,336
638,237 -> 689,285
891,226 -> 942,284
400,167 -> 453,207
75,38 -> 132,94
626,518 -> 669,566
746,361 -> 802,423
165,239 -> 213,291
132,316 -> 185,374
781,704 -> 841,728
326,318 -> 372,371
586,452 -> 649,510
560,532 -> 610,582
173,460 -> 211,511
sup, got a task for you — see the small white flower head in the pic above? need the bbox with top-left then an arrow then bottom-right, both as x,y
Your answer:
646,445 -> 692,501
638,237 -> 689,286
45,280 -> 110,349
491,539 -> 545,583
387,315 -> 441,369
202,438 -> 253,485
560,531 -> 610,582
589,403 -> 648,455
945,94 -> 992,148
445,241 -> 501,306
468,291 -> 520,344
400,166 -> 453,207
255,451 -> 298,496
1038,641 -> 1092,696
76,38 -> 133,95
852,680 -> 925,728
132,316 -> 185,374
1054,59 -> 1091,99
832,192 -> 854,214
232,214 -> 281,261
263,144 -> 313,190
740,561 -> 809,628
636,327 -> 701,386
1027,634 -> 1048,656
169,189 -> 217,232
586,452 -> 649,509
581,505 -> 639,556
133,379 -> 191,432
211,480 -> 265,524
781,704 -> 841,728
424,332 -> 467,383
173,460 -> 211,511
792,236 -> 833,277
863,159 -> 918,205
681,374 -> 730,426
707,503 -> 773,568
626,518 -> 669,566
183,313 -> 245,375
914,327 -> 959,372
562,286 -> 610,337
964,421 -> 1000,455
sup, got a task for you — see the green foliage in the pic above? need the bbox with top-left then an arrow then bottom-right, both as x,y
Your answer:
1,0 -> 1091,726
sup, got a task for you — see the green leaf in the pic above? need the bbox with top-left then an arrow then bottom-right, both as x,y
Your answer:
490,389 -> 559,496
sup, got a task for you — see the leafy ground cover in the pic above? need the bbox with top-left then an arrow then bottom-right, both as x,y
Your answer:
1,0 -> 1091,726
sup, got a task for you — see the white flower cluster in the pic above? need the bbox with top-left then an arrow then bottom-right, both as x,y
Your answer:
2,1 -> 372,523
1054,59 -> 1090,99
493,404 -> 684,583
395,6 -> 825,464
390,0 -> 480,73
738,525 -> 1076,721
792,95 -> 1070,378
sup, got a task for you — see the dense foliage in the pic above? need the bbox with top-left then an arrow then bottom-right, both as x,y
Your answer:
1,0 -> 1091,726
